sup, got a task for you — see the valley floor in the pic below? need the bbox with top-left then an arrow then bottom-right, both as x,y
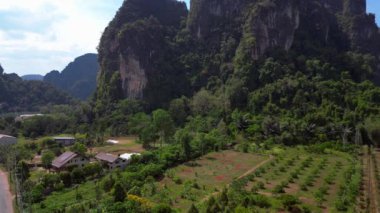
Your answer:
29,145 -> 380,213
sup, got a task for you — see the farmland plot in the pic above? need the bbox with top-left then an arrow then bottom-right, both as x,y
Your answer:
143,150 -> 270,211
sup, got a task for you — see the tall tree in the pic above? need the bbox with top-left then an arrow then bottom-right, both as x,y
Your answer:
113,182 -> 126,202
70,142 -> 87,156
41,151 -> 55,169
152,109 -> 174,148
175,129 -> 192,160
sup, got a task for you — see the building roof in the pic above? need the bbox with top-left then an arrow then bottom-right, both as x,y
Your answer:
27,155 -> 42,165
15,114 -> 44,122
52,151 -> 78,168
95,152 -> 118,163
120,153 -> 140,161
106,139 -> 119,144
0,134 -> 16,139
53,136 -> 75,140
19,114 -> 43,118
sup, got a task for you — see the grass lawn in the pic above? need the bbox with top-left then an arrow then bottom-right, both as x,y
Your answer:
92,136 -> 144,155
146,150 -> 270,211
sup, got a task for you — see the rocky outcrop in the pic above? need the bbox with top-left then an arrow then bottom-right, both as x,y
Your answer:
97,0 -> 187,104
188,0 -> 379,83
187,0 -> 252,40
188,0 -> 379,60
247,0 -> 301,59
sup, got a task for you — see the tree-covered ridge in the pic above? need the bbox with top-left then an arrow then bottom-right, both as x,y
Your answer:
0,66 -> 74,113
90,0 -> 380,148
44,53 -> 99,100
95,0 -> 380,113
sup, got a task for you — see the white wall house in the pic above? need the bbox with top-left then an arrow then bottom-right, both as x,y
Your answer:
53,137 -> 76,146
95,152 -> 129,170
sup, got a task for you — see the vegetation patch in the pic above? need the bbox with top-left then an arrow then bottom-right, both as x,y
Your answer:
146,150 -> 269,210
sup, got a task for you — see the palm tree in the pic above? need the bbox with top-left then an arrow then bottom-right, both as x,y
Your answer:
342,127 -> 352,145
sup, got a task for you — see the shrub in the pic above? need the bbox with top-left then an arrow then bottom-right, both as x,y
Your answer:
300,183 -> 308,191
287,176 -> 294,183
314,190 -> 324,206
280,195 -> 300,210
173,176 -> 182,184
272,184 -> 285,194
290,171 -> 299,179
256,181 -> 265,189
251,194 -> 271,208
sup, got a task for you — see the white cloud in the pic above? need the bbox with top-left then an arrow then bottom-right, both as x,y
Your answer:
0,0 -> 123,75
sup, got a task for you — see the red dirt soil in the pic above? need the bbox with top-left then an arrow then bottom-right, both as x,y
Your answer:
215,175 -> 225,181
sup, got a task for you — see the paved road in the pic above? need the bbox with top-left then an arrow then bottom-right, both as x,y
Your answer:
0,170 -> 13,213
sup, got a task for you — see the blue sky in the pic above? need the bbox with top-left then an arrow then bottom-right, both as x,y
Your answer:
368,0 -> 380,23
0,0 -> 378,76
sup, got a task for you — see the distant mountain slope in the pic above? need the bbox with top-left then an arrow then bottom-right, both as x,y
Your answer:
44,53 -> 99,100
0,65 -> 74,113
22,74 -> 44,81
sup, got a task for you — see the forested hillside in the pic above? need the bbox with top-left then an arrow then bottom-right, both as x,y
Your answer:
94,0 -> 380,145
0,64 -> 74,113
44,54 -> 99,100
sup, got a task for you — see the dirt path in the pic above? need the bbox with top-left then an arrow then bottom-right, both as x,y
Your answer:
0,169 -> 14,213
362,146 -> 379,213
200,155 -> 274,203
368,148 -> 379,213
237,155 -> 274,179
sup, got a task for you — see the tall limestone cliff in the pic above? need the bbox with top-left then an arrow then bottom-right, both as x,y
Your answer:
96,0 -> 188,111
96,0 -> 380,112
188,0 -> 379,60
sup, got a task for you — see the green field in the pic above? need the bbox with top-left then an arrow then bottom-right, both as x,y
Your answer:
92,136 -> 144,155
144,150 -> 270,210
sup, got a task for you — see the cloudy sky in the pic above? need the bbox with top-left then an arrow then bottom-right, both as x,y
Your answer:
0,0 -> 378,76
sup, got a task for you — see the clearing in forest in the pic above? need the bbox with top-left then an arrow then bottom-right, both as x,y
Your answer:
92,136 -> 144,154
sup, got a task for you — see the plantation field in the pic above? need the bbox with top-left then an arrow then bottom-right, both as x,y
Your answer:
92,136 -> 143,154
145,151 -> 270,210
237,147 -> 359,212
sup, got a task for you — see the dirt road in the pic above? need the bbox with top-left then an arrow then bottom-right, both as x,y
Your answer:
0,170 -> 13,213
